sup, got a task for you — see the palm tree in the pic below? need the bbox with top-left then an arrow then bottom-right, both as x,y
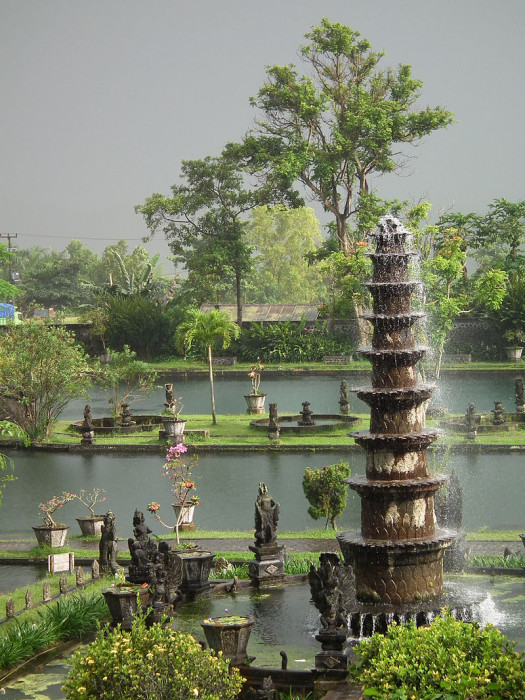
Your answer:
175,309 -> 240,425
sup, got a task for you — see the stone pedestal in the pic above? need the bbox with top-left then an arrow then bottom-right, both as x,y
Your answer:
248,544 -> 285,587
314,630 -> 349,672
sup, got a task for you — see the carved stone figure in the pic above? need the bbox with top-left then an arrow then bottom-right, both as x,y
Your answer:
133,509 -> 152,542
127,509 -> 157,583
99,511 -> 119,574
515,378 -> 525,413
465,403 -> 477,439
308,552 -> 349,631
298,401 -> 315,426
164,383 -> 176,411
254,483 -> 280,547
268,403 -> 280,441
81,404 -> 95,445
339,380 -> 350,415
120,403 -> 135,427
491,400 -> 506,426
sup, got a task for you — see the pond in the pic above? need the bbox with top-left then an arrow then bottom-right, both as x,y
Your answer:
0,448 -> 523,542
2,574 -> 525,698
63,370 -> 525,420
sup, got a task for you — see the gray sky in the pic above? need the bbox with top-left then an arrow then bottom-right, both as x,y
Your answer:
1,0 -> 524,265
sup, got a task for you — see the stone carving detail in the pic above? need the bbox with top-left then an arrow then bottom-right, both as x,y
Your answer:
339,380 -> 350,415
99,511 -> 119,575
308,552 -> 350,632
254,483 -> 280,547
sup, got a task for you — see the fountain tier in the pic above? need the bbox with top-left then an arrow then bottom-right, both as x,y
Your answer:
337,215 -> 455,608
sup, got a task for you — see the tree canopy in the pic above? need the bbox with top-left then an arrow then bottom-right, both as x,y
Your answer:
230,18 -> 454,254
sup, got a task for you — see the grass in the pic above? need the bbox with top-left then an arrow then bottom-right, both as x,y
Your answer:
470,553 -> 525,569
466,529 -> 524,541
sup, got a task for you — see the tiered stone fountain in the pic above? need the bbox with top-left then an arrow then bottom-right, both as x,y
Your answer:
337,215 -> 462,636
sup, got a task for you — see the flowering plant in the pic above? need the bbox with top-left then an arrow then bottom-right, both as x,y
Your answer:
147,442 -> 199,543
73,487 -> 107,517
248,362 -> 264,394
38,491 -> 76,527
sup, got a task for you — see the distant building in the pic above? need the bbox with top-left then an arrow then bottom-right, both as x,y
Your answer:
200,303 -> 320,327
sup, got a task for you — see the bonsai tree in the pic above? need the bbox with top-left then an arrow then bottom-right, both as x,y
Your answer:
175,309 -> 240,425
95,345 -> 158,416
302,460 -> 350,530
73,488 -> 107,518
38,491 -> 76,528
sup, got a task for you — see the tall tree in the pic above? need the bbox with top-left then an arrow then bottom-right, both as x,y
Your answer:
231,18 -> 454,254
246,205 -> 325,302
175,309 -> 240,425
136,156 -> 272,324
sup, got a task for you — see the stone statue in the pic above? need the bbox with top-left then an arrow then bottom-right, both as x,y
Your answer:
515,378 -> 525,413
298,401 -> 315,426
254,482 -> 280,547
268,403 -> 280,441
120,403 -> 135,427
127,509 -> 157,583
133,509 -> 152,541
435,469 -> 463,530
99,511 -> 119,575
465,403 -> 477,439
81,404 -> 95,445
339,380 -> 350,415
308,552 -> 349,631
491,400 -> 506,426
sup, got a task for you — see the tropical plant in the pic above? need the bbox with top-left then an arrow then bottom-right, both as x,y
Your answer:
147,442 -> 199,544
0,323 -> 92,440
175,309 -> 240,424
302,461 -> 351,530
62,612 -> 244,699
351,610 -> 525,699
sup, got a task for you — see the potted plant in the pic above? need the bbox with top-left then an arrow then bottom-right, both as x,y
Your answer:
244,362 -> 266,414
102,575 -> 150,630
73,487 -> 107,536
161,386 -> 186,444
503,329 -> 525,361
200,614 -> 255,665
33,491 -> 76,547
147,442 -> 200,543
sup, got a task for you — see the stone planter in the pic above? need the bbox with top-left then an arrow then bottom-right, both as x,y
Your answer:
172,502 -> 196,531
244,393 -> 266,414
102,584 -> 150,630
32,525 -> 69,548
76,515 -> 106,537
179,550 -> 215,595
505,347 -> 523,362
161,418 -> 186,443
200,615 -> 255,665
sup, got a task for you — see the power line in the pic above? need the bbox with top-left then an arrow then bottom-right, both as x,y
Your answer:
19,233 -> 146,241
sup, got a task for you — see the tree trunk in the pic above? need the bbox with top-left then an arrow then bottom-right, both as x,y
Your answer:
208,344 -> 217,425
335,214 -> 351,256
235,272 -> 243,326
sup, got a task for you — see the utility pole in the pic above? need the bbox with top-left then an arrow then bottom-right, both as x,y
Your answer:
0,233 -> 20,296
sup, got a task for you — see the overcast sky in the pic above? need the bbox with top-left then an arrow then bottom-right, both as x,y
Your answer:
1,0 -> 524,265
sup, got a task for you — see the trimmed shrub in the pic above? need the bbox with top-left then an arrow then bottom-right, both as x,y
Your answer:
62,613 -> 244,699
352,610 -> 525,699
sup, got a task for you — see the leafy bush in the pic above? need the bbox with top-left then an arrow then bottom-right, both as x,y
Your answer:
302,461 -> 350,530
104,294 -> 172,360
62,612 -> 244,699
352,611 -> 525,699
233,320 -> 352,363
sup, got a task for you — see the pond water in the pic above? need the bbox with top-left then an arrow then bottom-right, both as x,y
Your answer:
63,370 -> 525,419
3,574 -> 525,698
0,448 -> 523,543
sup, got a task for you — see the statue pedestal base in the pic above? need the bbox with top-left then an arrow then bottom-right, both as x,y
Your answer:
314,630 -> 349,672
248,544 -> 285,587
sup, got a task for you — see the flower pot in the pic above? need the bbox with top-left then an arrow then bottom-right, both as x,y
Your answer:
200,615 -> 255,665
505,347 -> 523,362
32,525 -> 69,548
102,584 -> 150,629
76,515 -> 106,537
179,550 -> 215,595
244,393 -> 267,414
161,418 -> 186,443
172,502 -> 196,531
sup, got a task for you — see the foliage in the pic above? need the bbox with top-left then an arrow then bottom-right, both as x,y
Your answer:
175,309 -> 240,424
62,612 -> 244,699
246,205 -> 326,302
38,491 -> 77,527
137,155 -> 276,324
316,248 -> 371,318
352,610 -> 525,699
0,592 -> 108,672
235,319 -> 351,363
147,442 -> 199,543
103,293 -> 172,360
95,345 -> 158,415
302,460 -> 350,529
0,242 -> 21,301
0,420 -> 27,508
0,323 -> 92,440
470,553 -> 525,569
231,18 -> 453,254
